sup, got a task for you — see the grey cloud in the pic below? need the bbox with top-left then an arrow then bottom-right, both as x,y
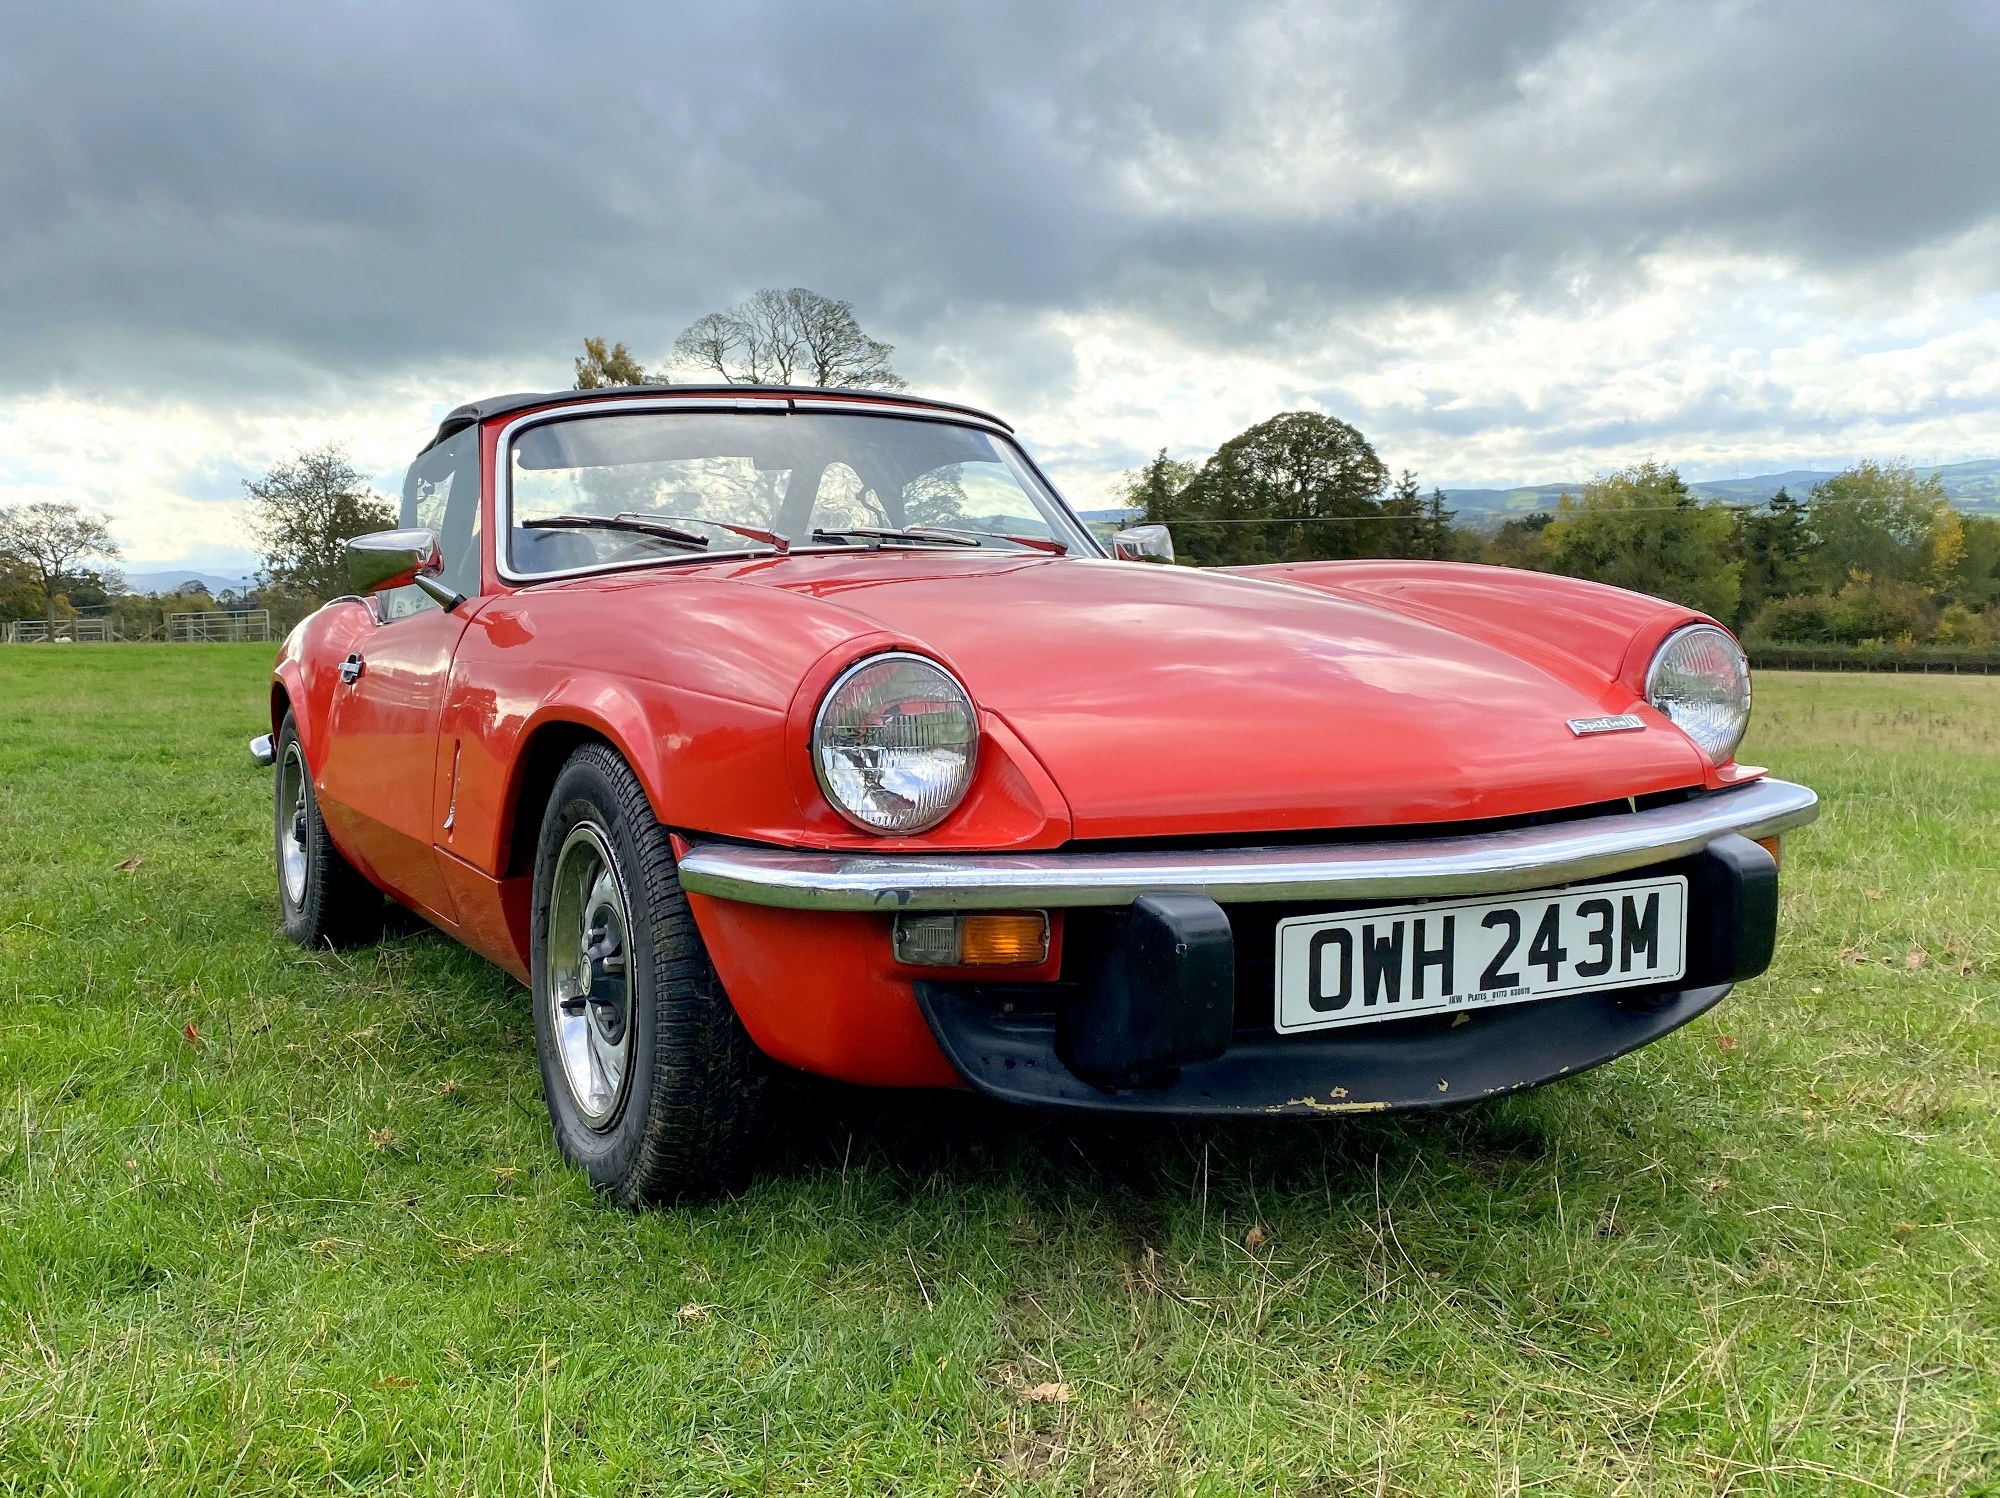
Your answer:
2,0 -> 1998,407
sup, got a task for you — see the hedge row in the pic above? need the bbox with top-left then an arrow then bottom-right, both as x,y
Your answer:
1746,645 -> 2000,674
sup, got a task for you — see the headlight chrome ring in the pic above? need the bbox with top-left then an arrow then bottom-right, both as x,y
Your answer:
1646,623 -> 1751,765
812,652 -> 980,834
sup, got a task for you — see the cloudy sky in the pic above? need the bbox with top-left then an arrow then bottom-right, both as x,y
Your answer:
4,0 -> 2000,571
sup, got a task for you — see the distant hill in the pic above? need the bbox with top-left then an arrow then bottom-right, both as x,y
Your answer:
1442,458 -> 2000,520
121,569 -> 258,597
1910,457 -> 2000,507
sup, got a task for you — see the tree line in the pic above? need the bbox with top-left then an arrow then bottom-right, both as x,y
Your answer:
1125,412 -> 2000,651
7,284 -> 1993,655
0,448 -> 397,637
0,288 -> 905,633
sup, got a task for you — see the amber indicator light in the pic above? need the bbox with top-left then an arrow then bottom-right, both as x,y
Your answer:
893,912 -> 1049,967
958,913 -> 1050,965
1754,835 -> 1783,866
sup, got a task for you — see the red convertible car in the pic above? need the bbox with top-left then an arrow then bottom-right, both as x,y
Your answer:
254,385 -> 1817,1203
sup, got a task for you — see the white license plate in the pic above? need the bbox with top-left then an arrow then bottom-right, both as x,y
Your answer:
1273,876 -> 1688,1035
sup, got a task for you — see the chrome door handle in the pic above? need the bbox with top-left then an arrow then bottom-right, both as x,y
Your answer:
338,653 -> 364,684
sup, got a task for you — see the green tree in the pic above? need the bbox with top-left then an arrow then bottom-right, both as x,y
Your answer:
1417,487 -> 1460,561
1376,470 -> 1425,558
258,579 -> 326,635
1952,515 -> 2000,609
55,568 -> 120,612
1749,592 -> 1841,643
1805,461 -> 1955,592
573,337 -> 654,389
1121,449 -> 1199,524
0,550 -> 42,622
1736,487 -> 1813,624
1483,511 -> 1554,571
247,446 -> 396,604
672,288 -> 905,389
0,500 -> 122,628
1113,450 -> 1200,558
1542,461 -> 1741,620
161,585 -> 219,614
109,590 -> 180,641
1172,411 -> 1390,566
1829,574 -> 1935,644
1932,601 -> 2000,649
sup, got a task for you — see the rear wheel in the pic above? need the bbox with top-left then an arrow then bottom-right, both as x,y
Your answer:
274,710 -> 383,948
530,742 -> 771,1205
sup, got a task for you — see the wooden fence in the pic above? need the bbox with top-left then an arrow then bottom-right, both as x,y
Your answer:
3,617 -> 118,644
164,609 -> 272,643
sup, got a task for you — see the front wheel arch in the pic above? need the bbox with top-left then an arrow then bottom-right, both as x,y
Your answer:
503,720 -> 621,882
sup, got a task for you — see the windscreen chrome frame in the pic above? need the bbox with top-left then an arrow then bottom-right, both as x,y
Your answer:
491,394 -> 1106,586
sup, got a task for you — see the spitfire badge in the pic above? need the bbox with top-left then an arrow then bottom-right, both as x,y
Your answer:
1567,713 -> 1646,737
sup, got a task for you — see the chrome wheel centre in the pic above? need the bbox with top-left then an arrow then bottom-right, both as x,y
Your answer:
547,822 -> 634,1129
278,742 -> 309,906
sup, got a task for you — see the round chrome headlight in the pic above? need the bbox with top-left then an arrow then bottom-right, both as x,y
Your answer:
1646,624 -> 1751,764
812,653 -> 979,834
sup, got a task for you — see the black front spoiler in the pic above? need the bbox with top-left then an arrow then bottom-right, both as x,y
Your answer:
914,979 -> 1732,1116
912,834 -> 1776,1118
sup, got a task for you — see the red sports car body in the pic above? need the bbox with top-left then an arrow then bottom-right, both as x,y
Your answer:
257,386 -> 1817,1203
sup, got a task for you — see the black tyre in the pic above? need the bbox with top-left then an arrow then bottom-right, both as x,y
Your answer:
274,710 -> 384,948
529,742 -> 771,1206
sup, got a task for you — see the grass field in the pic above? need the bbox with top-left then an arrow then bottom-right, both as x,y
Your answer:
1,645 -> 1996,1496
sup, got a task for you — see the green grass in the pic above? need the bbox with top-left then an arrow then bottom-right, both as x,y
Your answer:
1,647 -> 1996,1496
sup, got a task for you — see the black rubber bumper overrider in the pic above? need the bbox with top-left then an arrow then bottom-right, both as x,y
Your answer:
913,834 -> 1778,1117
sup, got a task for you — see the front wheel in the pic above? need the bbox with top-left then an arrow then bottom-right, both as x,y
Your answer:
530,742 -> 771,1206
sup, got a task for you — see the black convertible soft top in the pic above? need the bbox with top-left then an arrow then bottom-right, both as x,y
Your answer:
421,384 -> 1013,454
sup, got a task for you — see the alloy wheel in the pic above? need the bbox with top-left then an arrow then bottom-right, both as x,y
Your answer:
278,741 -> 310,907
546,821 -> 635,1129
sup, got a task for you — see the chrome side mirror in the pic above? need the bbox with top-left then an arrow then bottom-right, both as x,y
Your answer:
1111,523 -> 1175,564
346,528 -> 440,594
345,528 -> 465,610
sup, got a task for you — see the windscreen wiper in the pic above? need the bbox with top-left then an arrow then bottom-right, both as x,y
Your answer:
908,525 -> 1067,555
642,515 -> 790,553
813,524 -> 1066,554
522,513 -> 711,549
809,526 -> 983,549
525,512 -> 790,554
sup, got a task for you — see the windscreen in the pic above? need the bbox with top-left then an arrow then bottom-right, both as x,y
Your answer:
505,409 -> 1090,575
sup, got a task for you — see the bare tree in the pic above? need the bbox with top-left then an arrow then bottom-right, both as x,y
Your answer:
0,501 -> 122,627
672,313 -> 744,381
671,289 -> 906,390
247,446 -> 396,604
573,336 -> 655,389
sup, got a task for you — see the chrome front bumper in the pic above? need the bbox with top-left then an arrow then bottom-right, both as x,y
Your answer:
249,733 -> 275,767
677,777 -> 1819,912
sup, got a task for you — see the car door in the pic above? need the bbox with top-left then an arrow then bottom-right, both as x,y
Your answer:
316,427 -> 483,924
